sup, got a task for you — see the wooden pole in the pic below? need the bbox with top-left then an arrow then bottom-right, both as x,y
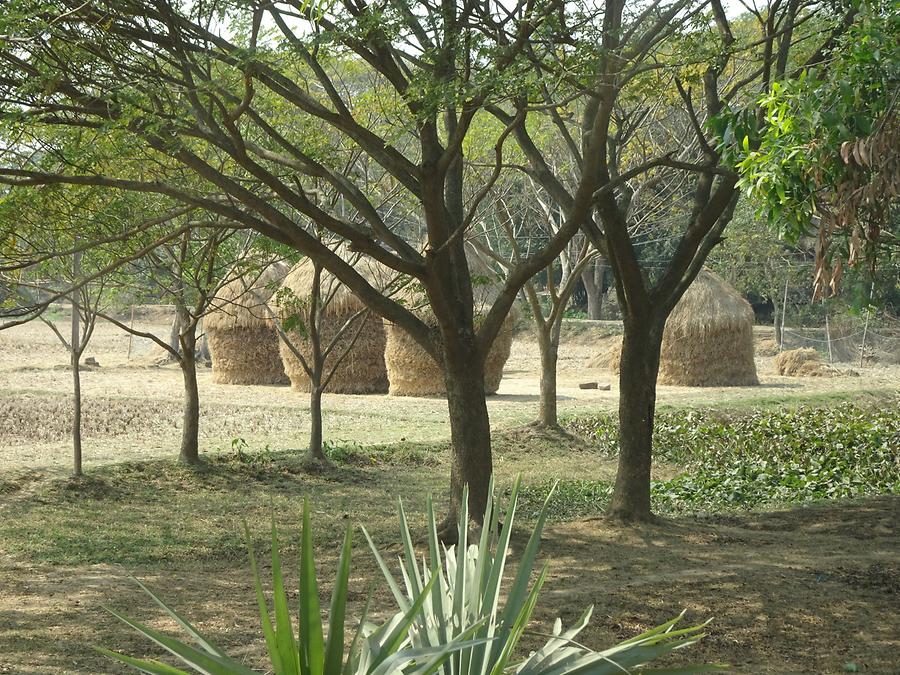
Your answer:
859,282 -> 874,368
126,304 -> 135,360
859,309 -> 870,368
779,273 -> 789,351
824,306 -> 833,364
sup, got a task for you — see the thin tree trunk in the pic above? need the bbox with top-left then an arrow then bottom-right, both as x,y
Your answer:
537,328 -> 560,428
608,317 -> 664,521
779,274 -> 789,351
178,324 -> 200,465
168,313 -> 181,354
197,330 -> 211,362
308,385 -> 325,461
71,350 -> 83,477
440,338 -> 493,543
71,249 -> 83,477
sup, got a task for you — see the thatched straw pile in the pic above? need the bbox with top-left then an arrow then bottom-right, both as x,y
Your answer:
384,249 -> 517,397
588,335 -> 623,370
273,255 -> 391,394
658,270 -> 758,386
774,348 -> 831,377
595,270 -> 758,386
207,262 -> 290,385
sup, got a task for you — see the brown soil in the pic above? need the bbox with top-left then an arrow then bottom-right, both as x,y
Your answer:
0,497 -> 896,673
1,314 -> 898,673
2,318 -> 897,473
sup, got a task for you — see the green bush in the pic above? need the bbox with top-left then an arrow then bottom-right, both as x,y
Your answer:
543,402 -> 900,518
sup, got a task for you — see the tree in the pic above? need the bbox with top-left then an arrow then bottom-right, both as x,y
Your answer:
493,0 -> 854,520
476,187 -> 597,429
0,0 -> 594,538
273,244 -> 395,464
99,225 -> 272,465
0,190 -> 112,476
734,0 -> 899,299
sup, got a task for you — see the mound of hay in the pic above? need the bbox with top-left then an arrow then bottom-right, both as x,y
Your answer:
587,335 -> 623,370
274,255 -> 391,394
206,263 -> 290,385
774,348 -> 832,377
385,248 -> 517,397
659,271 -> 759,386
755,336 -> 779,357
596,271 -> 758,386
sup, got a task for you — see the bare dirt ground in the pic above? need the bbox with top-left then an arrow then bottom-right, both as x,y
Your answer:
2,316 -> 897,473
0,496 -> 896,674
1,314 -> 898,673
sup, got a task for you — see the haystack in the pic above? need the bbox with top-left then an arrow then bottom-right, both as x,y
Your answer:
588,334 -> 623,370
274,255 -> 391,394
596,270 -> 758,386
206,262 -> 290,385
774,348 -> 831,377
384,249 -> 517,397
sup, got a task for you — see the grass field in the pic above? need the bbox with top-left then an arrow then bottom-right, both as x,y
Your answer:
0,316 -> 898,673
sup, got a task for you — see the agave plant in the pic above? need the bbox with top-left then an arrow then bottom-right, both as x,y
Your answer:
98,500 -> 486,674
100,487 -> 721,674
363,479 -> 721,674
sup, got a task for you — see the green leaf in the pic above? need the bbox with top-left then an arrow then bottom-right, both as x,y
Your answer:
323,523 -> 352,674
299,501 -> 324,675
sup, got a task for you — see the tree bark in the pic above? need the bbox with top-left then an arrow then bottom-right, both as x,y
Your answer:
308,386 -> 325,461
608,316 -> 664,521
71,350 -> 83,477
772,298 -> 782,350
537,328 -> 560,428
440,335 -> 493,543
70,270 -> 82,477
168,313 -> 181,354
582,259 -> 605,320
178,320 -> 200,465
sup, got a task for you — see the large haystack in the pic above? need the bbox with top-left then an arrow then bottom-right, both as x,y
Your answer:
774,347 -> 831,377
596,270 -> 758,386
274,255 -> 391,394
658,270 -> 759,386
385,249 -> 517,397
206,263 -> 290,385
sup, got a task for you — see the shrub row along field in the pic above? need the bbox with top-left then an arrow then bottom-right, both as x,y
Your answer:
518,400 -> 900,520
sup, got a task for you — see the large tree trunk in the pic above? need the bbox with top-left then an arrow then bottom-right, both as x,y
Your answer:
608,316 -> 664,521
440,334 -> 493,542
308,385 -> 325,462
178,323 -> 200,465
537,327 -> 560,428
582,258 -> 605,320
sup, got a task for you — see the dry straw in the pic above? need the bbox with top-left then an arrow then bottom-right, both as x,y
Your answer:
273,253 -> 392,394
598,270 -> 759,386
774,347 -> 831,377
206,262 -> 291,385
384,247 -> 517,397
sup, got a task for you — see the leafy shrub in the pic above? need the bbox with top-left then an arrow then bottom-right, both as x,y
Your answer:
544,402 -> 900,517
